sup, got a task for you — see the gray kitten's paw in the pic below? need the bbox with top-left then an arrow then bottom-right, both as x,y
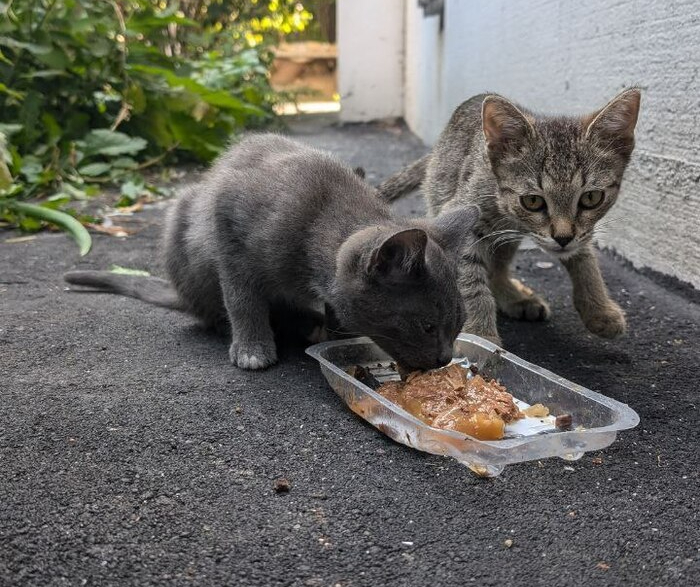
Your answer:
229,340 -> 278,370
579,302 -> 627,339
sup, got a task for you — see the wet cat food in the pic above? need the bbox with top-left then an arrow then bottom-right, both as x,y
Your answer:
373,364 -> 522,440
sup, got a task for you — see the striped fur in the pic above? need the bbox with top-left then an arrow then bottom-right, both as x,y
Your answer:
379,90 -> 641,343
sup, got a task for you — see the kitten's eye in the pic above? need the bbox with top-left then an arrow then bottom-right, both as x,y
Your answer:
579,190 -> 605,210
520,195 -> 547,212
420,321 -> 435,334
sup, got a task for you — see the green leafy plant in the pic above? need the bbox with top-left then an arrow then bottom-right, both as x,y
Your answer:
0,0 -> 315,253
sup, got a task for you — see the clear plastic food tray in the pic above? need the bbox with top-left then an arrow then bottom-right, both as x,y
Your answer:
306,334 -> 639,477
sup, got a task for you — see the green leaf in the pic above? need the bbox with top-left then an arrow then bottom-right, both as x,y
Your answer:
7,201 -> 92,256
19,215 -> 43,232
0,123 -> 23,137
120,179 -> 145,201
111,157 -> 138,169
90,38 -> 113,58
43,194 -> 72,208
0,37 -> 52,55
62,183 -> 89,200
20,156 -> 43,183
109,264 -> 150,276
128,64 -> 267,116
0,82 -> 24,100
124,84 -> 147,114
78,162 -> 111,177
36,47 -> 70,69
0,151 -> 12,190
20,69 -> 67,79
41,113 -> 61,145
115,195 -> 133,208
81,129 -> 147,157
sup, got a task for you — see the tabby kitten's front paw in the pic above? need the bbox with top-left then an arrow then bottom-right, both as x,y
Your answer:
229,340 -> 278,370
500,296 -> 552,322
577,301 -> 627,339
495,278 -> 552,322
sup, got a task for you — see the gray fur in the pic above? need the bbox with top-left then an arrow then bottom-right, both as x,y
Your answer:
378,90 -> 641,343
66,134 -> 479,370
64,271 -> 182,309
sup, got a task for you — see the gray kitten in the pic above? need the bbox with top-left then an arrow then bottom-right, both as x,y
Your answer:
379,90 -> 641,344
65,134 -> 478,371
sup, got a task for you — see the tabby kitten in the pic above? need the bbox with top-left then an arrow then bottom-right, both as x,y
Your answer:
66,134 -> 477,371
379,89 -> 641,345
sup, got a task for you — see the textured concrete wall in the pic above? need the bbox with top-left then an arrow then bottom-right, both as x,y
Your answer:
337,0 -> 405,122
402,0 -> 700,288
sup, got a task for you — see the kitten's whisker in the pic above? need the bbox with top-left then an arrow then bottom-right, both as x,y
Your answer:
594,216 -> 624,230
465,228 -> 525,252
489,232 -> 527,252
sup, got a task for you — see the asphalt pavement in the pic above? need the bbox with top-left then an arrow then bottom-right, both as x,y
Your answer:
2,115 -> 698,586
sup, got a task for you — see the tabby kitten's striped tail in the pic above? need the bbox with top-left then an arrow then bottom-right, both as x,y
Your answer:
378,154 -> 430,201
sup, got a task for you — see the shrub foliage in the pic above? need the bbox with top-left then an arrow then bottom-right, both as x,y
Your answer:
0,0 -> 311,251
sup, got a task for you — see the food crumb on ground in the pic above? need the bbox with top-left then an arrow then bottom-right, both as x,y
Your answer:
504,538 -> 513,548
273,478 -> 291,493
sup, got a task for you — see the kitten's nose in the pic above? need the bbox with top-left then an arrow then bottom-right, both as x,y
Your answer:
554,235 -> 574,249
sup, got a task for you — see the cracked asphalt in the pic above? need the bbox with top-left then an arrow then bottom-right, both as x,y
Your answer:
2,115 -> 699,586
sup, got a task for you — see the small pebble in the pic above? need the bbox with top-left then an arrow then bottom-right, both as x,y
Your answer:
504,538 -> 513,548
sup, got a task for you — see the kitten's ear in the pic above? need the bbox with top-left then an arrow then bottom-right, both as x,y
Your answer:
367,229 -> 428,281
353,166 -> 366,179
431,206 -> 480,252
584,89 -> 641,152
482,96 -> 535,154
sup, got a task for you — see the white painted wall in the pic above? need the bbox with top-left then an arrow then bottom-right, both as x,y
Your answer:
336,0 -> 405,122
338,0 -> 700,288
403,3 -> 442,144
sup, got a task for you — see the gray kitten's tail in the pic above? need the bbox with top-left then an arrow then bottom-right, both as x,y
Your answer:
64,271 -> 184,310
377,154 -> 430,201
